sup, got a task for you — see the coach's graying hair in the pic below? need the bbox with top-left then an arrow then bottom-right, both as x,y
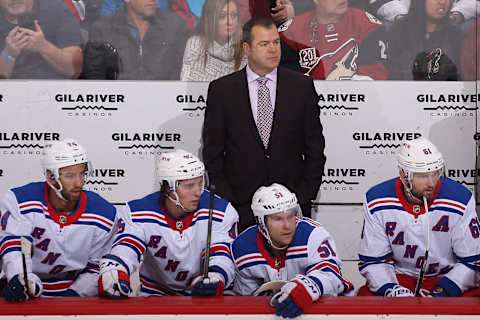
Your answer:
242,16 -> 276,45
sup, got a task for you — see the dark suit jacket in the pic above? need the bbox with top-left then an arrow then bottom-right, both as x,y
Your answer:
202,66 -> 326,229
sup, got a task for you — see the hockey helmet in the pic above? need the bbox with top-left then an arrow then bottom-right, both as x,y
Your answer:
397,137 -> 444,200
41,138 -> 90,199
251,183 -> 301,248
156,149 -> 205,210
397,137 -> 444,174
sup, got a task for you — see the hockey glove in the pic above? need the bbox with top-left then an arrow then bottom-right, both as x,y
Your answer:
429,277 -> 461,297
4,273 -> 42,302
98,254 -> 131,298
380,283 -> 414,297
191,272 -> 225,296
271,275 -> 321,318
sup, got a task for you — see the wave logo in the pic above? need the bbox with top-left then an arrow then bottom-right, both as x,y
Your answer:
321,168 -> 365,192
318,93 -> 366,117
353,132 -> 421,155
446,169 -> 479,187
112,132 -> 181,156
84,169 -> 125,194
418,94 -> 478,117
177,95 -> 206,118
0,132 -> 60,150
55,94 -> 125,117
86,169 -> 125,186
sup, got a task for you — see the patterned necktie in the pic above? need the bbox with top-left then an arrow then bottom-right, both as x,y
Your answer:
256,77 -> 273,148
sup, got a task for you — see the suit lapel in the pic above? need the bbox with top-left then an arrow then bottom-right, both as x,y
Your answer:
268,67 -> 286,150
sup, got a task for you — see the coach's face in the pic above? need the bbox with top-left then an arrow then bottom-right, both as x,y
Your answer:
0,0 -> 33,17
243,25 -> 281,76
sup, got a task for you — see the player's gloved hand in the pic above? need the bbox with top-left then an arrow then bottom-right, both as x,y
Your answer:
4,273 -> 42,301
98,254 -> 131,298
429,277 -> 461,297
191,272 -> 225,296
384,284 -> 414,297
271,275 -> 321,318
429,285 -> 448,297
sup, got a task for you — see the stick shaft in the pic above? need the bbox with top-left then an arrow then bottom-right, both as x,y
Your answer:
203,185 -> 215,279
21,237 -> 32,297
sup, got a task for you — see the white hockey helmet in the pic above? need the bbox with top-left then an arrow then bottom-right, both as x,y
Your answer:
251,183 -> 301,249
156,149 -> 205,211
397,136 -> 444,175
41,138 -> 90,200
397,137 -> 444,199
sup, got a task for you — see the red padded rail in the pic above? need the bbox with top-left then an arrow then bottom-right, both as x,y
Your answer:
1,296 -> 480,316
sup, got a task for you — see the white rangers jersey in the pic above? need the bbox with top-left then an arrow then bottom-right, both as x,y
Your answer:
110,190 -> 238,296
228,218 -> 353,296
359,177 -> 480,294
0,182 -> 118,297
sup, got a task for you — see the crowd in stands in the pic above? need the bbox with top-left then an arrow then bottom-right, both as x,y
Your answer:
0,0 -> 478,80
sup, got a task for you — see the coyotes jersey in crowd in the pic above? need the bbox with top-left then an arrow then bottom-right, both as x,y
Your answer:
0,182 -> 118,296
110,190 -> 238,295
229,218 -> 353,296
280,8 -> 389,80
359,177 -> 480,294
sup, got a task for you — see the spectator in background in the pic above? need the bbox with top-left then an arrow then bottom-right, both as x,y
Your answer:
100,0 -> 167,17
412,48 -> 459,81
449,0 -> 479,30
280,0 -> 389,80
87,0 -> 188,80
387,0 -> 462,80
384,0 -> 479,30
64,0 -> 86,22
0,0 -> 83,79
169,0 -> 205,30
460,19 -> 479,80
180,0 -> 246,81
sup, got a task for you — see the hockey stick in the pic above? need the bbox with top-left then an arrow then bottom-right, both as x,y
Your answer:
414,196 -> 430,296
203,184 -> 215,279
20,237 -> 33,298
253,280 -> 287,296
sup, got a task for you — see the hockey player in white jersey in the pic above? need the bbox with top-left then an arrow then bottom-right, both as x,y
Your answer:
98,149 -> 239,297
0,138 -> 118,301
219,184 -> 352,318
358,137 -> 480,297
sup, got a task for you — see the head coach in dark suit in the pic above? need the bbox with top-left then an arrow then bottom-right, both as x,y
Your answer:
202,16 -> 326,232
